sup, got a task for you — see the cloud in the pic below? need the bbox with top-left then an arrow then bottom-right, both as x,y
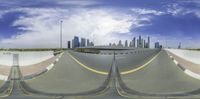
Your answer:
166,2 -> 200,18
131,8 -> 164,15
0,8 -> 151,48
57,0 -> 99,6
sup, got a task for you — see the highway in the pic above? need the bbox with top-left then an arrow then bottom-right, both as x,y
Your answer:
0,49 -> 200,99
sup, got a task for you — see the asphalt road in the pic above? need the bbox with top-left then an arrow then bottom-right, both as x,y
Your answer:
121,50 -> 200,94
69,49 -> 159,72
25,51 -> 107,94
1,50 -> 200,99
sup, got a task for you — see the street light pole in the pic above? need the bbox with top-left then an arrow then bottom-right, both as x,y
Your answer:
60,20 -> 63,49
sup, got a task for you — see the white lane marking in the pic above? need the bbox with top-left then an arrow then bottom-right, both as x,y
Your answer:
55,58 -> 59,62
46,64 -> 54,71
173,60 -> 178,65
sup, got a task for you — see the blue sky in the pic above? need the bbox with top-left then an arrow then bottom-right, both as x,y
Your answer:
0,0 -> 200,48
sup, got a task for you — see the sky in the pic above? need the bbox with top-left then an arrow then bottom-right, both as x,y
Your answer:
0,0 -> 200,48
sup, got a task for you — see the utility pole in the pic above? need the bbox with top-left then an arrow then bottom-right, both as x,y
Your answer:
60,20 -> 63,49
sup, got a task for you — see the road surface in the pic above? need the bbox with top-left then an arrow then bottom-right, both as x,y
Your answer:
1,50 -> 200,99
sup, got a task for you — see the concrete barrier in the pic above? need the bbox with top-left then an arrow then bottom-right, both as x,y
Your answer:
0,51 -> 54,66
0,51 -> 13,66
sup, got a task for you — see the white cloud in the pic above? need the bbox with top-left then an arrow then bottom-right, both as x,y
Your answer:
57,0 -> 99,6
0,8 -> 150,48
131,8 -> 164,15
166,3 -> 200,18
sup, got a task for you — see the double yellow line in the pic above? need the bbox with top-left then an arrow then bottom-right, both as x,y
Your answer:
67,51 -> 161,75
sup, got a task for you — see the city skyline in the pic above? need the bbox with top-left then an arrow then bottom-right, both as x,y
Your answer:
109,35 -> 160,48
0,0 -> 199,48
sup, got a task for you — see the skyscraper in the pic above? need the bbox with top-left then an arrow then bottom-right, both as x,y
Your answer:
129,41 -> 132,47
147,36 -> 150,48
67,41 -> 71,49
137,39 -> 139,48
132,37 -> 136,47
138,35 -> 143,48
155,42 -> 160,48
87,39 -> 90,46
80,38 -> 86,47
118,40 -> 123,47
90,42 -> 94,46
141,39 -> 144,48
109,43 -> 112,46
72,36 -> 79,48
125,40 -> 128,47
178,42 -> 181,49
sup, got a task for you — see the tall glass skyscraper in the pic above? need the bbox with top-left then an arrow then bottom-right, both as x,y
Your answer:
72,36 -> 79,48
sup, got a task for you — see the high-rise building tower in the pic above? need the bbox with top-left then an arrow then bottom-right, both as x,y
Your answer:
138,35 -> 143,48
67,41 -> 71,48
132,37 -> 136,47
178,42 -> 181,49
155,42 -> 160,48
137,39 -> 139,48
109,43 -> 112,46
144,40 -> 146,48
141,39 -> 144,48
87,39 -> 90,46
125,40 -> 128,47
80,38 -> 86,47
118,40 -> 123,47
147,36 -> 150,48
129,41 -> 132,47
90,42 -> 94,46
72,36 -> 79,48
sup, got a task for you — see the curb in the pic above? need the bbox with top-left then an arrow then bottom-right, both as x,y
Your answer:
23,52 -> 64,80
166,51 -> 200,80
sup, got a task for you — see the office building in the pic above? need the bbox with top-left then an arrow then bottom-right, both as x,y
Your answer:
137,39 -> 139,48
129,41 -> 132,47
132,37 -> 136,47
118,40 -> 123,47
144,40 -> 146,48
109,43 -> 112,46
147,36 -> 150,48
138,35 -> 143,48
80,38 -> 86,47
87,39 -> 90,46
125,40 -> 128,47
90,42 -> 94,46
72,36 -> 79,48
67,41 -> 71,49
155,42 -> 160,48
178,42 -> 181,49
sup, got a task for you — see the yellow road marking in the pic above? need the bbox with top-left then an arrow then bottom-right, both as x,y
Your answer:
67,53 -> 108,75
121,51 -> 161,75
67,51 -> 161,75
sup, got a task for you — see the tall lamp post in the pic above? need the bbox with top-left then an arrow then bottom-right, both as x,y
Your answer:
60,20 -> 63,49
